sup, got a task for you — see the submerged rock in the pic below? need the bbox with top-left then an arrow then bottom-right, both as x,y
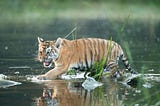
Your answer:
82,76 -> 103,92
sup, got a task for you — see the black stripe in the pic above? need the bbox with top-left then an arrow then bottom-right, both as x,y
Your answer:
102,40 -> 105,56
121,54 -> 130,70
127,65 -> 132,71
87,39 -> 93,66
93,39 -> 97,61
122,58 -> 130,69
82,39 -> 89,69
124,62 -> 129,68
77,62 -> 80,70
122,58 -> 127,62
88,39 -> 93,66
90,49 -> 93,66
97,39 -> 100,61
85,53 -> 89,69
81,61 -> 84,70
121,52 -> 138,74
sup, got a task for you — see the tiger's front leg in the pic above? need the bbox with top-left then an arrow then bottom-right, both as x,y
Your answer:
37,66 -> 68,80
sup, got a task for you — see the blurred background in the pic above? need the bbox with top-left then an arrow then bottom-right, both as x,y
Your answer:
0,1 -> 160,106
0,0 -> 160,74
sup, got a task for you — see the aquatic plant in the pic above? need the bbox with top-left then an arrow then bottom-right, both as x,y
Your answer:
91,37 -> 113,80
119,15 -> 133,62
67,69 -> 76,75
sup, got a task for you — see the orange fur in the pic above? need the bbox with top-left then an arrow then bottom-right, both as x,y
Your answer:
37,37 -> 133,80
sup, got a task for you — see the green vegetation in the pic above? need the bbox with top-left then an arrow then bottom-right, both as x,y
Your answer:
116,14 -> 133,63
92,37 -> 113,80
67,69 -> 76,75
92,58 -> 107,80
0,0 -> 160,27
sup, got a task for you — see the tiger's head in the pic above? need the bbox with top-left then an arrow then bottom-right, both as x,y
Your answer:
37,37 -> 62,68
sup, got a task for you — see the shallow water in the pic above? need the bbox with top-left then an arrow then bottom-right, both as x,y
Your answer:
0,19 -> 160,106
0,54 -> 160,106
0,72 -> 160,106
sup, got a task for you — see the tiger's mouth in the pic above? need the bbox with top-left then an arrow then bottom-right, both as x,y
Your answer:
43,58 -> 53,68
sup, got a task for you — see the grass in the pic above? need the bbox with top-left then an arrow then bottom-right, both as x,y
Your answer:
91,37 -> 113,80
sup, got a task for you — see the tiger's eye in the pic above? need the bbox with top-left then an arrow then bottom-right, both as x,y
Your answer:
46,51 -> 50,54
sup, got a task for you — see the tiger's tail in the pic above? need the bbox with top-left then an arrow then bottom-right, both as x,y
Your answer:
120,50 -> 138,74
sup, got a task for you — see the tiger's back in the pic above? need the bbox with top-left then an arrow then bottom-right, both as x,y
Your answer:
65,38 -> 121,70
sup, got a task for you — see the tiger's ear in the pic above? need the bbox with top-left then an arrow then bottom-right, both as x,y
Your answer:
38,37 -> 44,43
55,37 -> 62,49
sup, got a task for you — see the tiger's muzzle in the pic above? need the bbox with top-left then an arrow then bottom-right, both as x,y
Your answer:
43,58 -> 53,68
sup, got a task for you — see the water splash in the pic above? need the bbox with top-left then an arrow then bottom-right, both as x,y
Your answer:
61,72 -> 86,80
142,74 -> 160,82
26,75 -> 51,83
26,72 -> 86,83
142,82 -> 152,88
121,73 -> 160,88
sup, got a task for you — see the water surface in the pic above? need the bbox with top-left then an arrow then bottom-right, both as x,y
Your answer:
0,19 -> 160,106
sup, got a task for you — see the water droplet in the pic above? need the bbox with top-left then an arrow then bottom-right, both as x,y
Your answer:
135,104 -> 139,106
135,90 -> 141,93
148,69 -> 154,72
143,82 -> 152,88
14,71 -> 20,75
5,46 -> 8,50
133,93 -> 136,96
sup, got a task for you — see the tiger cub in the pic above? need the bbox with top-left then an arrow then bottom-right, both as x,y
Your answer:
37,37 -> 136,80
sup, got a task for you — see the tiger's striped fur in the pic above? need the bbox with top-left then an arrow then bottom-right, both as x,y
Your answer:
37,37 -> 136,80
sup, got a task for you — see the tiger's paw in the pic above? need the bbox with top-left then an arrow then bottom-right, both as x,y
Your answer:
37,74 -> 49,80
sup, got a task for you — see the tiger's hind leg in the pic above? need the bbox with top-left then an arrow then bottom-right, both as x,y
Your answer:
104,60 -> 122,78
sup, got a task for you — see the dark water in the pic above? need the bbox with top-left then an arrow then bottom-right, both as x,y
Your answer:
0,19 -> 160,106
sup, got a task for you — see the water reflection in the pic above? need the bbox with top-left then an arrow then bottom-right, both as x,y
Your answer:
36,80 -> 84,106
34,79 -> 126,106
0,73 -> 160,106
0,10 -> 159,105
